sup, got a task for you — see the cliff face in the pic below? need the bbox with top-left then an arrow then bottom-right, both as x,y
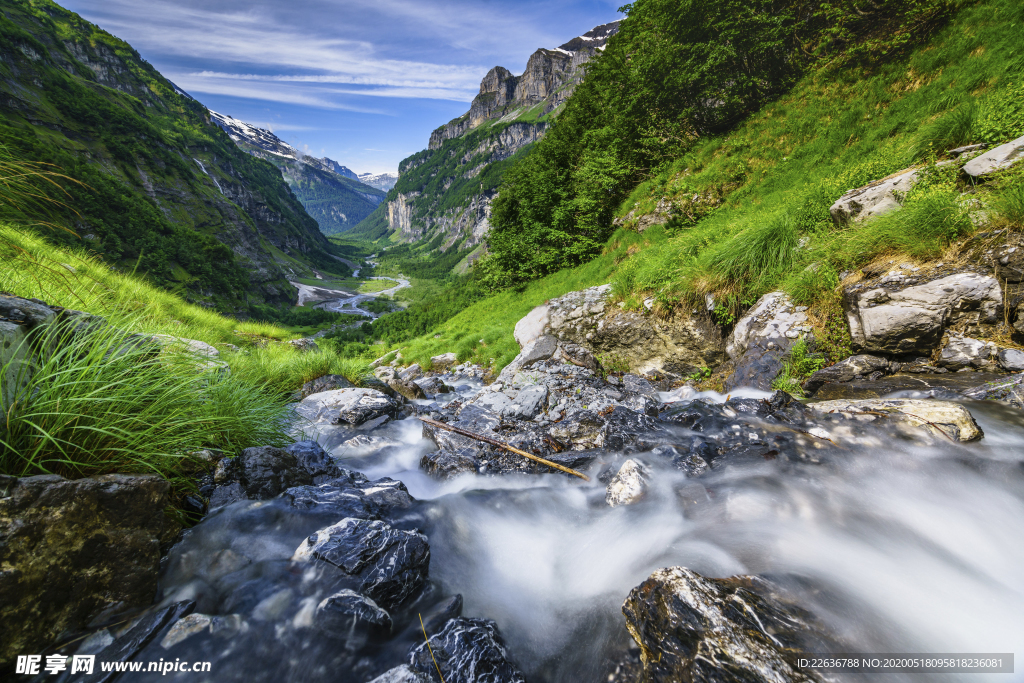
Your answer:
428,22 -> 620,151
0,0 -> 339,310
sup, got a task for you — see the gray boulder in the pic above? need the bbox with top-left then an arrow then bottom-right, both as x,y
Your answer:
844,272 -> 1002,354
314,589 -> 392,636
0,294 -> 56,328
809,398 -> 983,441
369,666 -> 429,683
298,374 -> 354,399
962,373 -> 1024,409
0,474 -> 173,668
1,321 -> 32,411
399,363 -> 423,381
725,291 -> 813,390
288,337 -> 319,353
962,135 -> 1024,176
511,383 -> 548,419
606,459 -> 648,507
295,388 -> 399,426
217,446 -> 314,500
997,348 -> 1024,372
430,352 -> 458,371
830,167 -> 918,225
803,354 -> 894,395
937,337 -> 996,370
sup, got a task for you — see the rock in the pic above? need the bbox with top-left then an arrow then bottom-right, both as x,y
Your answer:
829,167 -> 918,225
809,398 -> 983,441
962,135 -> 1024,176
148,333 -> 220,358
471,390 -> 517,417
295,388 -> 400,426
229,446 -> 315,499
520,335 -> 559,367
513,302 -> 550,348
803,354 -> 894,396
962,373 -> 1024,409
997,348 -> 1024,372
299,374 -> 354,399
285,441 -> 345,484
844,272 -> 1002,354
421,594 -> 464,636
606,459 -> 648,507
0,294 -> 56,328
89,601 -> 196,682
937,337 -> 996,370
511,383 -> 548,419
399,363 -> 423,381
430,352 -> 459,371
1,321 -> 33,411
420,448 -> 479,480
293,518 -> 430,610
422,404 -> 501,458
622,568 -> 834,683
414,376 -> 449,397
375,366 -> 398,381
288,337 -> 320,353
548,410 -> 607,450
314,589 -> 392,636
390,378 -> 428,401
370,665 -> 430,683
725,291 -> 813,390
0,474 -> 173,668
409,617 -> 526,683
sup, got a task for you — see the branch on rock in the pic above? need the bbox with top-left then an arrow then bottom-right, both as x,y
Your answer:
418,417 -> 591,481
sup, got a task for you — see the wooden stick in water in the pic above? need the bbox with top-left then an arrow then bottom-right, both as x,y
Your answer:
418,416 -> 591,481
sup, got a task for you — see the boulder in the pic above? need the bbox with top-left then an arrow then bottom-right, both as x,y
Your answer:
606,459 -> 648,507
389,378 -> 428,401
622,567 -> 834,683
420,448 -> 479,480
937,337 -> 996,370
997,348 -> 1024,372
314,589 -> 392,636
725,291 -> 812,390
803,354 -> 895,396
809,398 -> 983,441
288,337 -> 320,353
514,302 -> 551,348
0,294 -> 56,328
962,373 -> 1024,409
216,446 -> 314,500
0,474 -> 173,668
414,375 -> 450,397
409,617 -> 526,683
295,388 -> 400,426
430,352 -> 459,371
962,135 -> 1024,176
148,333 -> 220,358
298,374 -> 355,399
511,383 -> 548,419
399,363 -> 423,381
88,601 -> 196,681
843,272 -> 1002,354
293,518 -> 430,610
829,166 -> 918,225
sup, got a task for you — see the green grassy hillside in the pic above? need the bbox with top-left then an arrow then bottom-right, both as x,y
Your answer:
0,0 -> 343,313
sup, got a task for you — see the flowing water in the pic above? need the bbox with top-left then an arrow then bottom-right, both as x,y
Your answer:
151,382 -> 1024,682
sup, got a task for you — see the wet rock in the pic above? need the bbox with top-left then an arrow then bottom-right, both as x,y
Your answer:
298,374 -> 354,399
415,376 -> 450,397
295,388 -> 400,426
409,617 -> 526,683
804,354 -> 895,396
829,167 -> 918,225
962,373 -> 1024,409
997,348 -> 1024,372
400,364 -> 423,381
227,446 -> 315,499
0,474 -> 172,668
0,293 -> 56,328
962,135 -> 1024,176
511,383 -> 548,418
725,291 -> 812,391
285,441 -> 346,484
370,665 -> 430,683
622,567 -> 834,683
810,398 -> 983,441
293,518 -> 430,610
88,601 -> 196,682
606,459 -> 649,507
938,336 -> 999,370
549,410 -> 607,449
420,448 -> 479,480
281,477 -> 413,522
314,589 -> 392,636
422,404 -> 501,458
844,272 -> 1002,355
430,352 -> 458,371
390,378 -> 428,401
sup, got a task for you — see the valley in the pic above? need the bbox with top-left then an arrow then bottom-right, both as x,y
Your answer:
3,0 -> 1024,681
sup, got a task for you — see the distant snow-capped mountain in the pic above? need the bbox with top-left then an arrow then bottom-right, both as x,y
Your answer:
208,111 -> 359,180
358,172 -> 398,191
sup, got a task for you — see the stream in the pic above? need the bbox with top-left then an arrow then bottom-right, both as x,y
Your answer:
65,372 -> 1024,682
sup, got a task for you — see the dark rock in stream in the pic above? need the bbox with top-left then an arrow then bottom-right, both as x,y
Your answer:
314,589 -> 393,636
409,617 -> 526,683
962,372 -> 1024,409
294,518 -> 430,610
622,567 -> 840,683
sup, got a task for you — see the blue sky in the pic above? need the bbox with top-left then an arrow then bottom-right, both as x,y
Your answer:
59,0 -> 623,175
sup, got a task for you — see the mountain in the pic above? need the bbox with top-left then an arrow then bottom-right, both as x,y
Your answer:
349,21 -> 620,265
0,0 -> 342,312
210,112 -> 385,234
358,172 -> 399,191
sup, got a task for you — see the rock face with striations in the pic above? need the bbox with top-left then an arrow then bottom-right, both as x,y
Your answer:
0,474 -> 174,668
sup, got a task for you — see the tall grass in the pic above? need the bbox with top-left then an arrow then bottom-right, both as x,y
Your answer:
0,320 -> 292,479
227,342 -> 371,395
